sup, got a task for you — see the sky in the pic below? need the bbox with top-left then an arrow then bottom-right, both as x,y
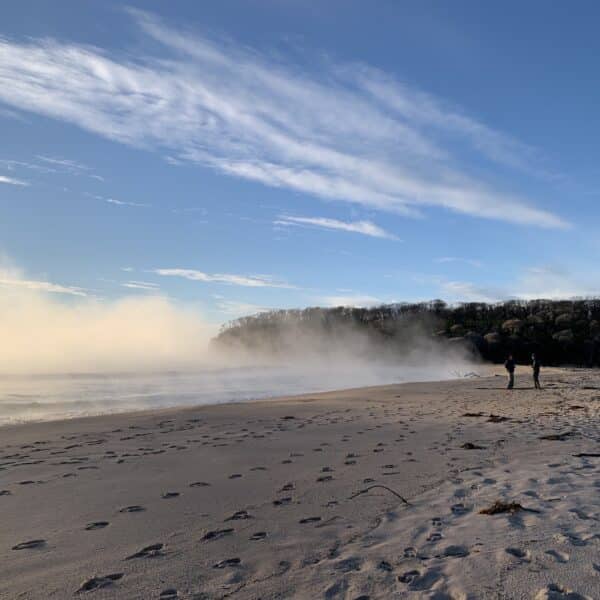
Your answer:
2,1 -> 600,327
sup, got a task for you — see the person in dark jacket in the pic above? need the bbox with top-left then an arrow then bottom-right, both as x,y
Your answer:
531,353 -> 541,389
504,354 -> 516,389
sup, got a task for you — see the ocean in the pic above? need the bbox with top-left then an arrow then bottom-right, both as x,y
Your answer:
0,362 -> 473,426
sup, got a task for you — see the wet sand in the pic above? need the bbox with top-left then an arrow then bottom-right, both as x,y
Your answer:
2,368 -> 599,599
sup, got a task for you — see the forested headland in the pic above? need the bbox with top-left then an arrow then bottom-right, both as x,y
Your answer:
213,299 -> 600,366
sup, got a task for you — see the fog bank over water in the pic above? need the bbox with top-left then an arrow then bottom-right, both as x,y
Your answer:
0,265 -> 479,424
0,264 -> 215,375
0,359 -> 480,426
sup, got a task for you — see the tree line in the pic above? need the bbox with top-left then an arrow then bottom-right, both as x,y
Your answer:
213,299 -> 600,365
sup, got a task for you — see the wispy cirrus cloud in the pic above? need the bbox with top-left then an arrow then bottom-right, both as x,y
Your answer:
275,215 -> 398,240
84,192 -> 149,208
121,280 -> 160,291
0,11 -> 568,228
37,155 -> 104,182
0,276 -> 87,296
37,155 -> 90,172
431,265 -> 600,304
0,174 -> 28,186
154,268 -> 294,289
435,256 -> 483,268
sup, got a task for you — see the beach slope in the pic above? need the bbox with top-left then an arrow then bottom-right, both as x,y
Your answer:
2,369 -> 599,599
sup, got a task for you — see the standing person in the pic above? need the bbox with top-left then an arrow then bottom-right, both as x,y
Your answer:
504,354 -> 516,389
531,353 -> 541,389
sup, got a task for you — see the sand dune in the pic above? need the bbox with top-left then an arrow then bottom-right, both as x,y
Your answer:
1,368 -> 599,598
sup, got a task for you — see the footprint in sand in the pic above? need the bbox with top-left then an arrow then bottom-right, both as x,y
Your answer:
228,473 -> 242,479
505,547 -> 531,561
450,503 -> 470,515
273,497 -> 292,506
442,545 -> 470,558
546,549 -> 569,563
159,589 -> 178,599
399,568 -> 442,591
534,583 -> 591,599
398,569 -> 420,583
126,543 -> 164,559
0,490 -> 11,496
213,557 -> 241,568
189,481 -> 211,488
12,539 -> 46,550
250,531 -> 267,541
85,521 -> 109,531
335,557 -> 362,572
162,492 -> 180,499
202,528 -> 234,541
225,510 -> 253,521
119,505 -> 145,513
77,573 -> 123,592
377,560 -> 393,572
299,516 -> 321,524
279,482 -> 294,492
317,475 -> 334,483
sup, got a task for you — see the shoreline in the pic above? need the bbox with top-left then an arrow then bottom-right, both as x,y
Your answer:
0,366 -> 496,430
2,367 -> 599,599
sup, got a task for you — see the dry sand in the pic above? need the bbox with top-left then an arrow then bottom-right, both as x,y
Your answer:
2,367 -> 600,599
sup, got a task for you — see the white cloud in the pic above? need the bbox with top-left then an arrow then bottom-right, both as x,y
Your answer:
512,267 -> 600,300
433,266 -> 600,304
37,155 -> 90,171
0,276 -> 87,296
85,192 -> 149,207
121,280 -> 160,291
0,11 -> 568,229
0,174 -> 28,186
438,281 -> 501,303
104,197 -> 148,207
0,158 -> 56,174
435,257 -> 483,268
275,215 -> 398,239
154,268 -> 294,288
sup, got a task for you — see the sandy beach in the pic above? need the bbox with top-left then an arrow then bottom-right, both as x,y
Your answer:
2,368 -> 599,599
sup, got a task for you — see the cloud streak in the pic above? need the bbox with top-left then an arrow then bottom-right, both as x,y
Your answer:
0,11 -> 568,228
154,268 -> 294,288
275,215 -> 398,240
0,276 -> 87,296
435,256 -> 483,268
0,174 -> 28,186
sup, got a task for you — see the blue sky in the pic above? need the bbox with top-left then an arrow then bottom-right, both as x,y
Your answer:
2,1 -> 600,323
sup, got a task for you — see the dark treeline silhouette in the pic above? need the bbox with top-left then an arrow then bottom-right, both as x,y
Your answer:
213,299 -> 600,365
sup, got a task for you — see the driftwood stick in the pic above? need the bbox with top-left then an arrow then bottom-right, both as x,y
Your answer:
349,484 -> 411,506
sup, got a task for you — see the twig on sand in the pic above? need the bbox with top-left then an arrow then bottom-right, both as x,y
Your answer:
349,484 -> 411,506
480,500 -> 540,515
